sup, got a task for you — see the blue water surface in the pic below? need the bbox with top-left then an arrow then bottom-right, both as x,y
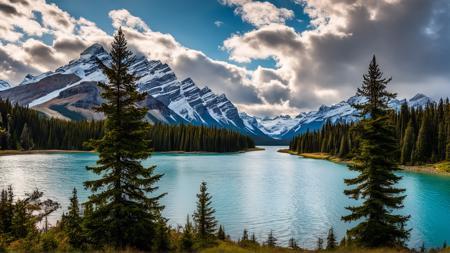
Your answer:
0,146 -> 449,249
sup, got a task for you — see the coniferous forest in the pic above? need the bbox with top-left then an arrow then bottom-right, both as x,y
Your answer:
0,100 -> 254,152
1,29 -> 449,253
289,99 -> 450,165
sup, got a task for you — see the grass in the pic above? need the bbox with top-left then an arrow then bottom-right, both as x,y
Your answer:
198,241 -> 432,253
435,161 -> 450,173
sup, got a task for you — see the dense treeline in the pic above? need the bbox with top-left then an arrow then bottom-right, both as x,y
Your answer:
149,124 -> 255,152
289,99 -> 450,165
0,99 -> 104,150
0,100 -> 254,152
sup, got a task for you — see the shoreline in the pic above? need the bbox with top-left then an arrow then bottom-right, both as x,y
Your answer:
278,149 -> 450,176
0,147 -> 265,156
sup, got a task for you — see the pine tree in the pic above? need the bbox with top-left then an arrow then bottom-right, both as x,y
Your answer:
64,188 -> 83,247
288,237 -> 299,249
241,228 -> 249,241
265,230 -> 277,247
415,113 -> 431,163
217,225 -> 226,240
316,237 -> 324,250
326,227 -> 337,250
400,120 -> 415,164
251,233 -> 258,245
20,123 -> 33,150
181,215 -> 194,252
83,28 -> 165,250
193,181 -> 217,242
342,56 -> 410,247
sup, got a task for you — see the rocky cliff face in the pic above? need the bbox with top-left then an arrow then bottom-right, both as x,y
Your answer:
0,43 -> 435,143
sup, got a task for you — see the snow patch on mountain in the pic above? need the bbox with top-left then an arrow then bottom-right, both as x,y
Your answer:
0,80 -> 11,91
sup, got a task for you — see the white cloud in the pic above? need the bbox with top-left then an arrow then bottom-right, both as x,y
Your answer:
214,20 -> 224,27
221,0 -> 294,27
1,0 -> 450,117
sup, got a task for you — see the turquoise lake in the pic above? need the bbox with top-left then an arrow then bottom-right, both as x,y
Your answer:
0,146 -> 449,249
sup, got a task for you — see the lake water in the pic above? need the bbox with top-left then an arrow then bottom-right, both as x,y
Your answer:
0,146 -> 449,249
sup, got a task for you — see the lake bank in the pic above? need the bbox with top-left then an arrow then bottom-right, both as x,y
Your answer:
0,147 -> 265,156
278,149 -> 450,176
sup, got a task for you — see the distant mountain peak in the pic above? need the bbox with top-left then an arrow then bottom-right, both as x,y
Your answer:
410,93 -> 428,101
80,43 -> 107,59
0,80 -> 11,91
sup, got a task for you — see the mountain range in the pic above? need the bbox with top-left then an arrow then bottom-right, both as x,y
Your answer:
0,44 -> 433,144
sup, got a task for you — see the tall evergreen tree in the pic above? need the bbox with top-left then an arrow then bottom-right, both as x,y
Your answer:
64,188 -> 83,247
288,237 -> 299,249
217,225 -> 226,240
316,237 -> 324,250
19,123 -> 33,150
181,215 -> 194,252
400,120 -> 415,164
83,28 -> 165,250
193,181 -> 217,242
326,227 -> 337,250
342,56 -> 410,247
265,230 -> 277,247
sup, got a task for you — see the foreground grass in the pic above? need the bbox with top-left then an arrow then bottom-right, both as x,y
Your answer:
198,241 -> 447,253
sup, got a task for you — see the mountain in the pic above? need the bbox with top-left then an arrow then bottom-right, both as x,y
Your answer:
0,80 -> 11,91
0,43 -> 434,144
0,43 -> 272,142
278,94 -> 433,140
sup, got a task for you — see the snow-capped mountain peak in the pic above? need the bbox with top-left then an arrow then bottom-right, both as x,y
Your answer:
0,80 -> 11,91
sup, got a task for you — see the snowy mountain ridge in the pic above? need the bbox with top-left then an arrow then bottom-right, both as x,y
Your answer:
0,43 -> 435,143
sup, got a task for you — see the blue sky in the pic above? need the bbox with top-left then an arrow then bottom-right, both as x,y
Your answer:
48,0 -> 310,69
1,0 -> 449,116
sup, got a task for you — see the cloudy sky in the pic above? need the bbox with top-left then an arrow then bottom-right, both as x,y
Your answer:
0,0 -> 449,116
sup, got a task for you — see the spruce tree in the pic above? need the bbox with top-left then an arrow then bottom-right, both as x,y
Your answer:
241,228 -> 249,241
288,237 -> 299,249
193,181 -> 217,242
415,113 -> 431,163
83,28 -> 165,250
316,237 -> 324,250
326,227 -> 337,250
217,225 -> 225,240
181,215 -> 194,252
20,123 -> 33,150
342,56 -> 410,247
64,188 -> 83,247
400,120 -> 415,164
265,230 -> 277,247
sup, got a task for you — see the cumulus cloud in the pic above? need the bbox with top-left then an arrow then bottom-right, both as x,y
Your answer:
1,0 -> 450,117
223,0 -> 450,113
214,20 -> 224,27
221,0 -> 294,27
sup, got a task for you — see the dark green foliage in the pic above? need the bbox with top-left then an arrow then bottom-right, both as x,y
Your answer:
193,181 -> 217,242
19,123 -> 33,150
353,56 -> 396,119
148,123 -> 255,152
400,120 -> 415,164
83,28 -> 166,250
290,95 -> 450,166
0,99 -> 104,150
326,227 -> 337,250
181,215 -> 195,252
62,188 -> 83,248
0,99 -> 254,153
316,237 -> 323,250
265,230 -> 277,247
251,233 -> 258,245
341,56 -> 410,248
288,237 -> 299,249
0,187 -> 59,242
217,225 -> 226,240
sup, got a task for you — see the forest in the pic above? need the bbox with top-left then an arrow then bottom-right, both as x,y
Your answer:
289,100 -> 450,165
0,99 -> 254,152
